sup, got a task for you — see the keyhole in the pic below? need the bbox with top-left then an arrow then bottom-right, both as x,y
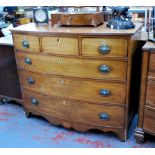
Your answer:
57,38 -> 60,43
59,58 -> 63,63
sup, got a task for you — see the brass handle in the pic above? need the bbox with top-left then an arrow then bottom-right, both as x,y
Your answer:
99,112 -> 110,121
25,57 -> 32,65
98,41 -> 111,54
99,89 -> 111,96
27,77 -> 35,85
22,40 -> 29,49
31,98 -> 38,106
99,65 -> 111,74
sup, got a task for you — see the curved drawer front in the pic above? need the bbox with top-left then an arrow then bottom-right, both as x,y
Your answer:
19,70 -> 126,104
16,52 -> 127,81
13,34 -> 40,52
82,38 -> 127,57
22,89 -> 125,128
42,36 -> 79,55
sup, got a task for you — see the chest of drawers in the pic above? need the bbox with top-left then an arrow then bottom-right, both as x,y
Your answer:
11,23 -> 142,141
135,42 -> 155,143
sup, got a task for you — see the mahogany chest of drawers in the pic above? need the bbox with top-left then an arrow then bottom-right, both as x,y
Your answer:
135,42 -> 155,143
11,23 -> 142,141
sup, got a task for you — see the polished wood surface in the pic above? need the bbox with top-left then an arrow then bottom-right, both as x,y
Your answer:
51,12 -> 103,27
146,80 -> 155,108
143,106 -> 155,134
11,22 -> 143,36
22,88 -> 125,128
135,41 -> 155,143
82,37 -> 127,57
13,34 -> 40,52
42,36 -> 78,55
19,70 -> 126,104
16,52 -> 127,81
11,22 -> 143,141
149,53 -> 155,72
0,45 -> 22,103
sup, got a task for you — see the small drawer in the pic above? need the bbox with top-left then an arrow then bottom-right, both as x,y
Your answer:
16,52 -> 127,81
19,70 -> 126,104
143,106 -> 155,134
42,36 -> 78,55
22,89 -> 125,128
146,80 -> 155,108
13,34 -> 40,52
149,53 -> 155,73
82,38 -> 127,57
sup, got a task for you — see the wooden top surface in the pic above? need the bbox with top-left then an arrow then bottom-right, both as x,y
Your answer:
11,22 -> 143,36
143,41 -> 155,51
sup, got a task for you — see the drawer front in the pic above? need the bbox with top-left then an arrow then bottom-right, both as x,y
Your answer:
42,36 -> 78,55
19,70 -> 126,104
22,89 -> 125,128
82,38 -> 127,57
13,34 -> 40,52
146,80 -> 155,107
149,53 -> 155,72
16,52 -> 127,81
143,106 -> 155,134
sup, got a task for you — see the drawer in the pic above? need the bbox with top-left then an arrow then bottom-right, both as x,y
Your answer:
13,34 -> 40,52
146,80 -> 155,107
143,106 -> 155,134
22,89 -> 125,128
82,38 -> 127,57
149,53 -> 155,73
42,36 -> 78,55
16,52 -> 127,81
19,70 -> 126,104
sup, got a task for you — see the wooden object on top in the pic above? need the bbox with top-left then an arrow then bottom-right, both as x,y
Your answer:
135,41 -> 155,143
11,22 -> 143,141
51,12 -> 103,27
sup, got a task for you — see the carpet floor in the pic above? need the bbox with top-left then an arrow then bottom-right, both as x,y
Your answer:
0,102 -> 155,148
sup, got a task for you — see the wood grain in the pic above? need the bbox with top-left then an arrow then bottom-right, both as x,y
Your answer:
22,88 -> 125,128
15,52 -> 127,81
143,106 -> 155,134
13,34 -> 40,52
82,38 -> 127,57
146,80 -> 155,108
42,36 -> 79,55
149,53 -> 155,72
19,70 -> 126,104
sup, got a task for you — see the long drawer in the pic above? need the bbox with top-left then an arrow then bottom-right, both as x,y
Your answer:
146,80 -> 155,107
16,52 -> 127,81
143,106 -> 155,134
22,89 -> 125,128
82,37 -> 127,57
13,34 -> 40,52
41,36 -> 79,56
19,70 -> 126,104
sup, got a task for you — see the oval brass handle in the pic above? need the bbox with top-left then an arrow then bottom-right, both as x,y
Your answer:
99,112 -> 110,121
99,89 -> 111,96
22,40 -> 29,49
98,42 -> 111,54
27,77 -> 35,85
99,65 -> 111,74
31,98 -> 38,106
25,57 -> 32,65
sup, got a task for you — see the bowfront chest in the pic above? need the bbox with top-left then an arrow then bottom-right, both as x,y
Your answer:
11,23 -> 142,141
135,42 -> 155,143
